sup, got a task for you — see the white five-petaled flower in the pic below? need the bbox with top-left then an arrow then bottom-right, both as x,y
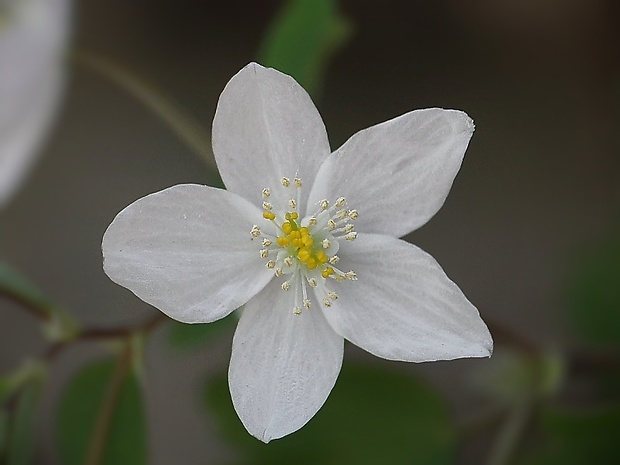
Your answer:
102,63 -> 493,442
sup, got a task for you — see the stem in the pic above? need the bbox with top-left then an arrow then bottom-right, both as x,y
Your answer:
79,313 -> 166,341
85,343 -> 132,465
486,400 -> 532,465
44,313 -> 167,362
72,49 -> 221,183
484,316 -> 539,354
0,290 -> 51,321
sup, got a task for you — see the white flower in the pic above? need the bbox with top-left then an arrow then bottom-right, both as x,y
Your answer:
0,0 -> 71,207
102,63 -> 493,442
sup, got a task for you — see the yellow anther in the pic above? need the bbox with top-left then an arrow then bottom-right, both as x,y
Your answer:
335,197 -> 346,208
321,267 -> 334,278
274,268 -> 283,277
316,251 -> 328,264
260,249 -> 269,258
282,222 -> 292,234
250,225 -> 261,237
319,199 -> 329,211
297,248 -> 311,261
289,212 -> 298,220
306,259 -> 318,270
263,211 -> 275,220
348,210 -> 358,220
277,236 -> 289,247
294,177 -> 303,187
302,235 -> 313,247
262,239 -> 272,247
266,260 -> 276,268
281,177 -> 291,187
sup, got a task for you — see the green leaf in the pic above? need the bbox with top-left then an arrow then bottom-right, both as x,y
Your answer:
0,409 -> 8,461
206,363 -> 454,465
567,231 -> 620,346
56,358 -> 147,465
258,0 -> 353,97
168,314 -> 236,351
5,380 -> 42,465
520,406 -> 620,465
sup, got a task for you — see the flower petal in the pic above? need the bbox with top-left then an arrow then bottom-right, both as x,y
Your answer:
0,0 -> 70,207
322,233 -> 492,362
229,280 -> 343,442
212,62 -> 330,210
102,184 -> 273,323
308,108 -> 474,237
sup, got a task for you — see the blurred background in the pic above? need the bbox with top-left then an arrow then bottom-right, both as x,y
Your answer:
1,0 -> 619,464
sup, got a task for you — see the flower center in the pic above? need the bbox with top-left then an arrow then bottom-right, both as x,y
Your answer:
250,177 -> 358,315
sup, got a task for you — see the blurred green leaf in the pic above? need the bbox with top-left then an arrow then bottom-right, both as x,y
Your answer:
0,362 -> 46,465
206,363 -> 454,465
567,231 -> 620,346
5,380 -> 42,465
0,262 -> 54,317
0,409 -> 7,461
56,358 -> 147,465
168,314 -> 236,351
0,380 -> 12,406
520,407 -> 620,465
258,0 -> 353,97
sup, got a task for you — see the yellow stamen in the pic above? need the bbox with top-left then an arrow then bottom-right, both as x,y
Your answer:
321,267 -> 334,278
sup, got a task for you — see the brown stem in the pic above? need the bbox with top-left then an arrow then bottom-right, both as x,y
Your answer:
79,313 -> 166,340
1,290 -> 51,321
43,313 -> 167,362
85,343 -> 132,465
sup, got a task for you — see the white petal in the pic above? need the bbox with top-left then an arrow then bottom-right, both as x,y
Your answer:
0,64 -> 64,207
212,63 -> 330,210
0,0 -> 71,207
308,108 -> 474,237
322,233 -> 492,362
229,280 -> 343,442
102,184 -> 273,323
